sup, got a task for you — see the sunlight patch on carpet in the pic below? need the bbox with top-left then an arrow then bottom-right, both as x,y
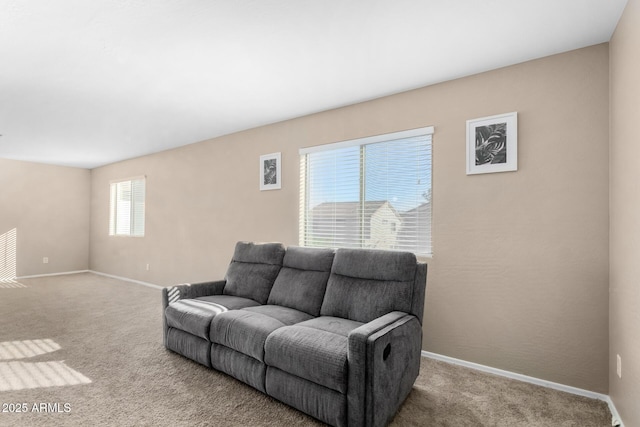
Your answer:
0,339 -> 92,391
0,360 -> 92,391
0,279 -> 26,289
0,339 -> 61,360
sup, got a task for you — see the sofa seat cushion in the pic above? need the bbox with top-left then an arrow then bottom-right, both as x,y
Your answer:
242,305 -> 315,325
264,316 -> 363,394
165,295 -> 260,340
210,305 -> 313,362
195,295 -> 262,310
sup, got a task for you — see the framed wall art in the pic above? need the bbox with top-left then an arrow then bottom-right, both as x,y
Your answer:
466,112 -> 517,175
259,152 -> 281,190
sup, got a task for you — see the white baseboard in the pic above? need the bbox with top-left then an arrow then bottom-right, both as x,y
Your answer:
16,270 -> 89,280
421,351 -> 623,427
604,395 -> 624,427
88,270 -> 163,290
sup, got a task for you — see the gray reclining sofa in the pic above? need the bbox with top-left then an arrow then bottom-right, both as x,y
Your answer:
162,241 -> 427,427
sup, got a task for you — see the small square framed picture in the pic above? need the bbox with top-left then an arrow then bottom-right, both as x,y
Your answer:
259,152 -> 281,191
466,112 -> 517,175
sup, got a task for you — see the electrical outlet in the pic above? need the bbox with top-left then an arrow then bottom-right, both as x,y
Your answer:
43,257 -> 49,264
146,263 -> 150,271
616,354 -> 622,378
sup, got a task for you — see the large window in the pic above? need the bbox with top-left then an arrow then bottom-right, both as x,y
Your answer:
109,177 -> 145,237
299,127 -> 433,256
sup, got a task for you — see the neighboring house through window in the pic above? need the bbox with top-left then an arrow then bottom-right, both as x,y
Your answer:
109,177 -> 145,237
299,127 -> 433,256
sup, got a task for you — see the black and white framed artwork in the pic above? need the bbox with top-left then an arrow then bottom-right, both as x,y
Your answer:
466,112 -> 517,175
259,152 -> 281,190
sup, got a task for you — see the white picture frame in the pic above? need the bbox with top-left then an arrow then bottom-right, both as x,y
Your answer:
259,152 -> 281,190
466,112 -> 518,175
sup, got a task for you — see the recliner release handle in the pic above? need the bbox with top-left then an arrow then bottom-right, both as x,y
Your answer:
383,343 -> 391,361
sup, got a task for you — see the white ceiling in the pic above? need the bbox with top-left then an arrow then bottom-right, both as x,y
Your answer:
0,0 -> 628,169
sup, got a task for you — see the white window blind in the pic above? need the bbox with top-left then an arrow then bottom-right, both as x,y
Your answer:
109,177 -> 145,237
299,127 -> 433,256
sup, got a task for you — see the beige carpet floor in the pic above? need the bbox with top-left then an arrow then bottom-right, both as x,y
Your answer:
0,273 -> 612,427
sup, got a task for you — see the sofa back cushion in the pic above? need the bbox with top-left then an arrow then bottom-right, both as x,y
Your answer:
320,248 -> 418,323
267,246 -> 335,316
223,242 -> 286,304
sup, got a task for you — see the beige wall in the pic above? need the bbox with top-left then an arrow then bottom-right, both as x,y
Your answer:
0,158 -> 90,277
90,44 -> 610,392
610,0 -> 640,424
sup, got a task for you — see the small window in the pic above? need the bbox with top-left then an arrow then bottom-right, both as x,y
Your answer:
109,177 -> 145,237
299,127 -> 433,256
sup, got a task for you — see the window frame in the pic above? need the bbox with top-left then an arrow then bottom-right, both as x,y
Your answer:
108,176 -> 146,238
299,126 -> 433,256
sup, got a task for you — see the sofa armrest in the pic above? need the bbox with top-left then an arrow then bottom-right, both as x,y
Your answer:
161,280 -> 226,347
161,280 -> 226,310
347,311 -> 423,427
